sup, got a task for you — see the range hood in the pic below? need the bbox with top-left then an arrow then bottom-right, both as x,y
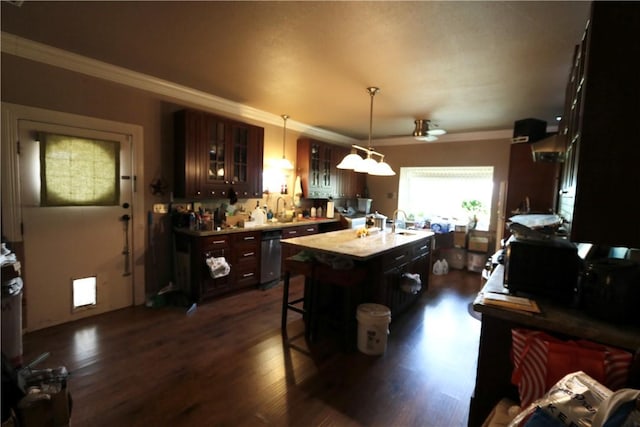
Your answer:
530,133 -> 566,163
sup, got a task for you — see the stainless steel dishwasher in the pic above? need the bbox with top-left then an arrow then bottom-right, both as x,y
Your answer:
260,229 -> 282,288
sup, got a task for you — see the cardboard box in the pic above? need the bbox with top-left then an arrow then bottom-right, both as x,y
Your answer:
441,248 -> 466,270
18,385 -> 70,427
467,252 -> 486,273
453,231 -> 467,248
468,236 -> 489,253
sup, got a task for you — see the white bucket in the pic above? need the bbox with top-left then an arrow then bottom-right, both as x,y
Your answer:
356,303 -> 391,355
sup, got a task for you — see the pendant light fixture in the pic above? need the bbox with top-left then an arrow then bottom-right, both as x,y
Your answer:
337,87 -> 395,176
276,114 -> 294,170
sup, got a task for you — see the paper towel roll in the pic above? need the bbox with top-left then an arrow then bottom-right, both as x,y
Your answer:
326,201 -> 335,218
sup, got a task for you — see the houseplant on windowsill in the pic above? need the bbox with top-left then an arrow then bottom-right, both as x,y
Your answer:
462,200 -> 484,230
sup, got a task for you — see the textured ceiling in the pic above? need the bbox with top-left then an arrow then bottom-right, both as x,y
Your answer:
1,1 -> 591,143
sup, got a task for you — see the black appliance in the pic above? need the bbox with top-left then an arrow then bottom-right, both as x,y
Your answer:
580,258 -> 640,325
512,118 -> 547,143
503,235 -> 580,303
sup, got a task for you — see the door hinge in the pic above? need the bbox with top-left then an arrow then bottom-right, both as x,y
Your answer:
16,140 -> 20,155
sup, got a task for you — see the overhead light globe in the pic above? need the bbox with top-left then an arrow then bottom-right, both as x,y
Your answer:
370,159 -> 396,176
337,152 -> 364,170
354,156 -> 378,173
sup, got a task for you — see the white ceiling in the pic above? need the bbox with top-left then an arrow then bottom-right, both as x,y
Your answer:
1,1 -> 591,144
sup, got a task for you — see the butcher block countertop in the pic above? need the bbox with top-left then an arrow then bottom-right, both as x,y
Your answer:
281,228 -> 434,261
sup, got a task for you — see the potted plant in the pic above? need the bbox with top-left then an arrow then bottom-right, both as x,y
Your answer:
462,199 -> 484,230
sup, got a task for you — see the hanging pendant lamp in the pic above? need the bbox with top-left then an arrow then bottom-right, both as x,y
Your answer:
276,114 -> 294,170
337,87 -> 395,176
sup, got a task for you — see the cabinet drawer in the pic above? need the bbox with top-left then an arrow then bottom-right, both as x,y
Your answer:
382,247 -> 412,269
200,235 -> 230,252
282,224 -> 318,239
413,239 -> 431,258
234,246 -> 259,266
234,264 -> 259,288
232,231 -> 260,244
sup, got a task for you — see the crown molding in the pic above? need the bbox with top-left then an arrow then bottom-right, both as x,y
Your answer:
1,32 -> 357,145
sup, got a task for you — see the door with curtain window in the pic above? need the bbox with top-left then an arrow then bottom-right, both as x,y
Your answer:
18,120 -> 134,331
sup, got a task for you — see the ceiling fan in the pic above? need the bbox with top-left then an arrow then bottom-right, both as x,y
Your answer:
412,119 -> 447,142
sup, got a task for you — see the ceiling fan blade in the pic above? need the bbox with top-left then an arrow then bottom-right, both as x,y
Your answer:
415,135 -> 439,142
427,128 -> 447,136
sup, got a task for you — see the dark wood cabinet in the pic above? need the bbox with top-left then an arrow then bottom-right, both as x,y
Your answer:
297,139 -> 365,199
230,231 -> 261,289
175,230 -> 260,302
281,223 -> 319,274
557,2 -> 640,248
375,237 -> 432,316
333,145 -> 366,198
174,109 -> 264,199
296,138 -> 336,198
505,142 -> 560,217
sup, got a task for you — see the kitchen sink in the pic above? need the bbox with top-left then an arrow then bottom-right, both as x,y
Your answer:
395,231 -> 415,236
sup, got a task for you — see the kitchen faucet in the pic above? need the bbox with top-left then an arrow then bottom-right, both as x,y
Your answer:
392,209 -> 407,233
276,197 -> 286,219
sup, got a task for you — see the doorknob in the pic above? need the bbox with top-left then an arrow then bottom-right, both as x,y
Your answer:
120,214 -> 131,221
122,202 -> 130,209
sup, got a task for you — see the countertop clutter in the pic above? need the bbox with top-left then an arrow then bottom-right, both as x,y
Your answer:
174,217 -> 340,237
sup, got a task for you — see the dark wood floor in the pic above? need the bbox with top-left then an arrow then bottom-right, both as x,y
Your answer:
22,269 -> 483,426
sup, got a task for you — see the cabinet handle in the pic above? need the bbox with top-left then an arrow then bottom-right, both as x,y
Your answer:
395,254 -> 406,261
289,231 -> 297,235
419,245 -> 428,251
243,252 -> 254,257
306,228 -> 315,232
242,272 -> 254,278
212,240 -> 226,245
243,236 -> 255,241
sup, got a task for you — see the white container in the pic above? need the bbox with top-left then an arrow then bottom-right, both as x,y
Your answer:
356,303 -> 391,355
310,207 -> 316,218
326,201 -> 335,218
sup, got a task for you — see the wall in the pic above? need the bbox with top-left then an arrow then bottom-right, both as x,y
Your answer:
1,53 -> 302,297
367,138 -> 512,248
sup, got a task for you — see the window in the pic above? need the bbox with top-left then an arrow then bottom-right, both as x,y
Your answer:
40,133 -> 119,206
398,166 -> 494,230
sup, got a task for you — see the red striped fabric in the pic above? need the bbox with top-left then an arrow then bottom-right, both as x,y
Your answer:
510,329 -> 633,408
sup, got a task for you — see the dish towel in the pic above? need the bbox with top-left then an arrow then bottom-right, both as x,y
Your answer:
293,175 -> 303,207
206,256 -> 230,279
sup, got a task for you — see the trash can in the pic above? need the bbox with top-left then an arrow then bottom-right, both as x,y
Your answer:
356,303 -> 391,355
2,276 -> 24,367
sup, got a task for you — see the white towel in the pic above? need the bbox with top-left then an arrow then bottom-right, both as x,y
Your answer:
294,175 -> 303,206
206,256 -> 230,279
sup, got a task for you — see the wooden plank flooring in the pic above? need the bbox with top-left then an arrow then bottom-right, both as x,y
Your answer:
22,269 -> 482,426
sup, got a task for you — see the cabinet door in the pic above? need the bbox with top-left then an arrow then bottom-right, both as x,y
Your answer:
200,115 -> 228,198
226,121 -> 263,197
200,248 -> 232,298
174,110 -> 205,198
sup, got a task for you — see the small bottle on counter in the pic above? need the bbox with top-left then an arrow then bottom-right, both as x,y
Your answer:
310,207 -> 317,218
317,206 -> 323,218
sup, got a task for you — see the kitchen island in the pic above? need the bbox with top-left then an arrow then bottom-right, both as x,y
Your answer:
281,228 -> 434,347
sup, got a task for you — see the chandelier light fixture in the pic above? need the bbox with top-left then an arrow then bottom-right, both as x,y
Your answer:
336,87 -> 395,176
276,114 -> 294,170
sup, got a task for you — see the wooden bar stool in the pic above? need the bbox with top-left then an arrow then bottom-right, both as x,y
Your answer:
281,256 -> 317,341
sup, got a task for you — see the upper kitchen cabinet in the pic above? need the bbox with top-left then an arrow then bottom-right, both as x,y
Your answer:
297,138 -> 336,198
333,145 -> 366,198
557,2 -> 640,248
174,109 -> 264,199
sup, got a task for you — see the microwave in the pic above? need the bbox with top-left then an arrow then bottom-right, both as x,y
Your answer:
503,235 -> 580,303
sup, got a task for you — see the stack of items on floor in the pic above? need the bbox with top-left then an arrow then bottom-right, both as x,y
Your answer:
1,352 -> 71,427
483,328 -> 640,427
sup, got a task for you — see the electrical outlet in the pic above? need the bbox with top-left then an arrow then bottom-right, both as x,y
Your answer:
153,203 -> 168,214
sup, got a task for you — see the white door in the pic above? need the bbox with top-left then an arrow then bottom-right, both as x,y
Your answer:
18,120 -> 135,331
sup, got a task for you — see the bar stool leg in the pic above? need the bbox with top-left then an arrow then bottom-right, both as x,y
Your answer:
281,270 -> 291,333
